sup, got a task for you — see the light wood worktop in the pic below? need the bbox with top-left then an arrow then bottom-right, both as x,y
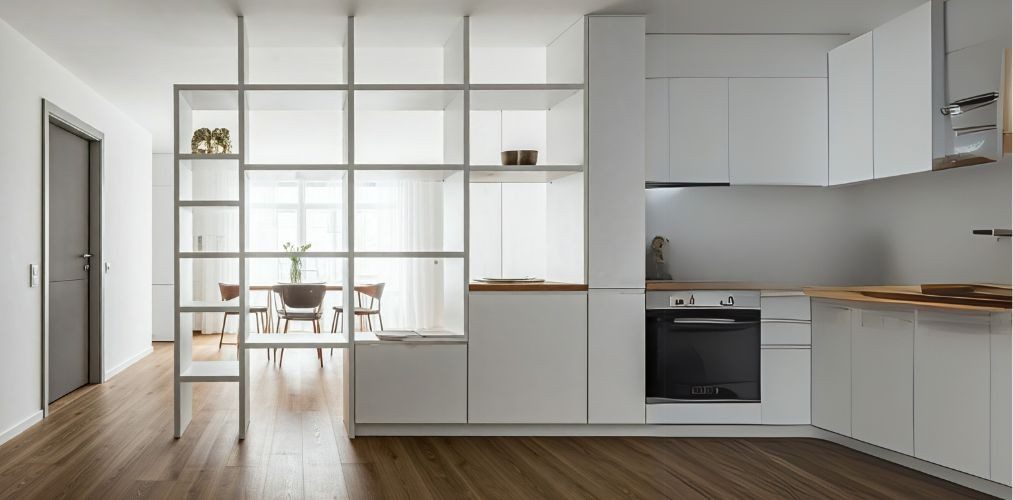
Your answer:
805,285 -> 1012,313
469,281 -> 589,292
646,281 -> 806,291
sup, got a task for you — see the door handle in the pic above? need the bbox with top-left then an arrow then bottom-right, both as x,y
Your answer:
82,253 -> 93,259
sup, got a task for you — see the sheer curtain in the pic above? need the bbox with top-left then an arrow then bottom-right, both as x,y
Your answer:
191,166 -> 239,333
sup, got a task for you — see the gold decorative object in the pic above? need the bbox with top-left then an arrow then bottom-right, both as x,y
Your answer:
190,127 -> 233,154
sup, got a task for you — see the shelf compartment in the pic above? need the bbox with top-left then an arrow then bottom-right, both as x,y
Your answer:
246,333 -> 350,348
179,159 -> 239,201
246,90 -> 348,165
354,17 -> 465,85
469,17 -> 584,85
245,15 -> 348,84
351,256 -> 465,335
178,206 -> 239,253
178,258 -> 239,309
177,89 -> 239,155
470,165 -> 583,183
354,90 -> 464,165
470,90 -> 583,167
246,170 -> 348,253
354,170 -> 464,253
179,361 -> 239,382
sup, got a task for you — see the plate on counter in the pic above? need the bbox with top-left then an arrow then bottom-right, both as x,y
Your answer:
475,277 -> 545,283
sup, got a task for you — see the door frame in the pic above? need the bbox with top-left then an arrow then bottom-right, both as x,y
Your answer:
41,99 -> 105,416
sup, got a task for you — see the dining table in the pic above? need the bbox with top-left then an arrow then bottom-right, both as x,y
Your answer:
249,283 -> 377,333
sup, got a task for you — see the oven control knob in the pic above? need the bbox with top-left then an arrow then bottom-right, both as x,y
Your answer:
720,296 -> 735,307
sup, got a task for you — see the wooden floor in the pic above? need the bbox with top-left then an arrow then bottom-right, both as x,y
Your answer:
0,335 -> 991,499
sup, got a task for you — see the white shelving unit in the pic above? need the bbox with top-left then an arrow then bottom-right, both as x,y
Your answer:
174,15 -> 586,440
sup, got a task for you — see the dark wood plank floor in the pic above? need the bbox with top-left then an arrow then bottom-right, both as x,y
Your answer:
0,335 -> 991,499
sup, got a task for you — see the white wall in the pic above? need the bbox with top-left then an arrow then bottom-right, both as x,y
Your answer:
647,160 -> 1011,285
0,18 -> 152,443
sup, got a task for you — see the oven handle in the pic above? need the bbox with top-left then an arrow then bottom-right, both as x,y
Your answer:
671,318 -> 758,325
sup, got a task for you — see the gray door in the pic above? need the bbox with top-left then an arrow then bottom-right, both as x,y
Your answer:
48,124 -> 91,403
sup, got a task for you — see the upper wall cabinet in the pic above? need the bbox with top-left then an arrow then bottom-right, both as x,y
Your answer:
668,78 -> 730,184
828,32 -> 873,185
872,1 -> 945,179
728,78 -> 828,186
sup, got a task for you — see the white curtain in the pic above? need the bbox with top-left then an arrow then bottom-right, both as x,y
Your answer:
190,165 -> 239,333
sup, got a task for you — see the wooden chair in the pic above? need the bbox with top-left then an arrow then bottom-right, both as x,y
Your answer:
274,283 -> 327,367
217,283 -> 269,353
331,283 -> 385,334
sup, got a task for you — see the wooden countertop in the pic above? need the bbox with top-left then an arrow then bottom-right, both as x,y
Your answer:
805,285 -> 1012,313
469,281 -> 588,292
646,281 -> 806,291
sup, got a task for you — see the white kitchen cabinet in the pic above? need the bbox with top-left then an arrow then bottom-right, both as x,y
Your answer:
588,290 -> 645,424
668,78 -> 730,184
991,313 -> 1012,486
851,308 -> 914,455
728,78 -> 828,186
645,78 -> 669,183
468,292 -> 588,423
828,32 -> 874,185
355,343 -> 467,424
811,301 -> 853,436
872,1 -> 944,178
761,295 -> 811,321
914,310 -> 991,478
761,347 -> 811,424
587,16 -> 645,289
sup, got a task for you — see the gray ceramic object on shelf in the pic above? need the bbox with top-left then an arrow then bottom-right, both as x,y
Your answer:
501,149 -> 538,165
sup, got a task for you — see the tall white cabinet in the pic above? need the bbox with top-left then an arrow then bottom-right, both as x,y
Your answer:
588,290 -> 645,424
587,16 -> 645,289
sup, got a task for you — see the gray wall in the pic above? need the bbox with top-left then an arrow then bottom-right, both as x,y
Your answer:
647,160 -> 1011,285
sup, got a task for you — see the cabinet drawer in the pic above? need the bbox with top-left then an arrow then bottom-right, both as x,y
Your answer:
761,296 -> 811,320
761,320 -> 811,345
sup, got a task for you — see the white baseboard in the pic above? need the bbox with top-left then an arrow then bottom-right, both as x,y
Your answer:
104,345 -> 154,381
0,410 -> 43,447
811,428 -> 1012,499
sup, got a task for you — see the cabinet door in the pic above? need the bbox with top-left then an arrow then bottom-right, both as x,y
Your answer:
587,16 -> 646,288
828,32 -> 874,185
468,292 -> 588,423
645,78 -> 669,183
991,313 -> 1012,486
588,290 -> 645,424
872,1 -> 943,178
852,308 -> 914,455
811,302 -> 852,436
728,78 -> 828,186
669,78 -> 729,184
914,311 -> 990,478
355,344 -> 467,424
761,347 -> 811,424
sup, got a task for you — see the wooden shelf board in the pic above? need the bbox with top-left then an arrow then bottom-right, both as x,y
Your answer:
177,154 -> 240,161
354,331 -> 467,344
469,281 -> 588,292
179,361 -> 239,382
180,301 -> 239,313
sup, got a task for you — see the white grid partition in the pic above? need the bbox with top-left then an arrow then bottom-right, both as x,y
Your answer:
174,15 -> 586,439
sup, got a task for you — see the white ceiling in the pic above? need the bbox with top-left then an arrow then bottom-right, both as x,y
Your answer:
0,0 -> 922,153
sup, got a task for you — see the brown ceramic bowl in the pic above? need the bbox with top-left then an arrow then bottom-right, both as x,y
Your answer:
501,150 -> 538,165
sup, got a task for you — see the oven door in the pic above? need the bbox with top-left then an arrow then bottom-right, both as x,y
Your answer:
646,308 -> 761,402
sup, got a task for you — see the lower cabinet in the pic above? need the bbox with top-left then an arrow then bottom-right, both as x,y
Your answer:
468,292 -> 588,423
991,313 -> 1012,486
811,302 -> 853,436
761,347 -> 811,424
588,290 -> 645,424
355,343 -> 467,424
851,308 -> 914,455
914,311 -> 991,478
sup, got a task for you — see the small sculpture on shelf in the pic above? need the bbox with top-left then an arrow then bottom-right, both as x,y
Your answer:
647,235 -> 672,281
190,127 -> 233,154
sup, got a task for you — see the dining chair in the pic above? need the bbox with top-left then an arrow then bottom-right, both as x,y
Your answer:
218,283 -> 269,355
274,283 -> 327,367
331,283 -> 385,334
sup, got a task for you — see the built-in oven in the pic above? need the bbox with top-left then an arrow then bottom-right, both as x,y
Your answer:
646,291 -> 761,403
